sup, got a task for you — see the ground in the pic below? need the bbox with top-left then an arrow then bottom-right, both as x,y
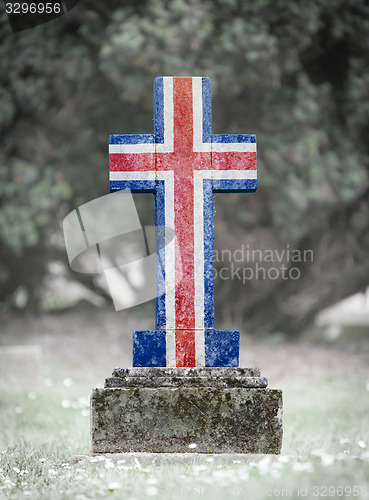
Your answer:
1,304 -> 369,499
1,302 -> 368,386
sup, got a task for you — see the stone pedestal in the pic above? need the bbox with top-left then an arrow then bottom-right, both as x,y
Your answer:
91,368 -> 283,454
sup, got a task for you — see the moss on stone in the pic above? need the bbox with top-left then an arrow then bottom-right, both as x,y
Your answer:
91,385 -> 283,454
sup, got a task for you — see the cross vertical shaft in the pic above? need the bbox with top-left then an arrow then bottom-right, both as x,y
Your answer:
109,76 -> 257,367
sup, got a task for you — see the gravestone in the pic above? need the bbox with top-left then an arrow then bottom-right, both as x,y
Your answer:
91,77 -> 283,453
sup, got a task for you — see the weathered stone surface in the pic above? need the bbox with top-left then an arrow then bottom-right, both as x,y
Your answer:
105,375 -> 268,388
107,367 -> 266,389
112,367 -> 261,378
91,384 -> 283,454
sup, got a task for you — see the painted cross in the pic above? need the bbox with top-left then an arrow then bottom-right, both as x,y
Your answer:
109,77 -> 257,368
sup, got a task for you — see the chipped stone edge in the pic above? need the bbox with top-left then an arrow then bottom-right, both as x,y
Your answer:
105,375 -> 268,388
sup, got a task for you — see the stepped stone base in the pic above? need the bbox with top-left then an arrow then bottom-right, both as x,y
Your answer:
91,368 -> 283,454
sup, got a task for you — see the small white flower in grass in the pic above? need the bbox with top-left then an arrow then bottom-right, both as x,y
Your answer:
146,486 -> 159,496
206,457 -> 214,463
27,392 -> 37,400
61,400 -> 70,409
358,440 -> 367,449
336,453 -> 349,460
44,378 -> 53,387
48,469 -> 58,477
117,459 -> 126,464
272,461 -> 283,470
237,467 -> 249,480
212,469 -> 238,481
90,458 -> 99,463
321,454 -> 335,466
15,407 -> 22,414
63,378 -> 73,387
292,462 -> 314,472
24,491 -> 31,496
339,438 -> 349,445
256,455 -> 272,474
78,396 -> 89,405
104,462 -> 114,469
193,465 -> 207,472
13,467 -> 20,473
108,482 -> 121,491
39,459 -> 46,463
311,449 -> 325,457
271,468 -> 281,479
188,443 -> 197,449
81,410 -> 89,417
212,469 -> 225,478
21,482 -> 27,486
146,477 -> 158,485
277,455 -> 290,463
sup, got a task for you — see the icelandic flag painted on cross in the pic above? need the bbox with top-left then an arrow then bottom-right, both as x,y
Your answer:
109,77 -> 257,367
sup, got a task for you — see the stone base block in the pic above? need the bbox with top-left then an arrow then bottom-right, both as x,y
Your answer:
91,368 -> 283,454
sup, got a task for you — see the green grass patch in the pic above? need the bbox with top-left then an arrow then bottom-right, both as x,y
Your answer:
0,378 -> 369,499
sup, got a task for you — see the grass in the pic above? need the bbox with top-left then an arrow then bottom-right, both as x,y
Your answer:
1,377 -> 369,499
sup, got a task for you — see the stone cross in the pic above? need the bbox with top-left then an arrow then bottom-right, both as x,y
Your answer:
109,77 -> 257,368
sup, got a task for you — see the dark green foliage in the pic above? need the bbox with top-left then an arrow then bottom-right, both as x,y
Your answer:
0,0 -> 368,332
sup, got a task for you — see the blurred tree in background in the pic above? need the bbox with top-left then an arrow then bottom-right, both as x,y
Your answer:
0,0 -> 368,334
